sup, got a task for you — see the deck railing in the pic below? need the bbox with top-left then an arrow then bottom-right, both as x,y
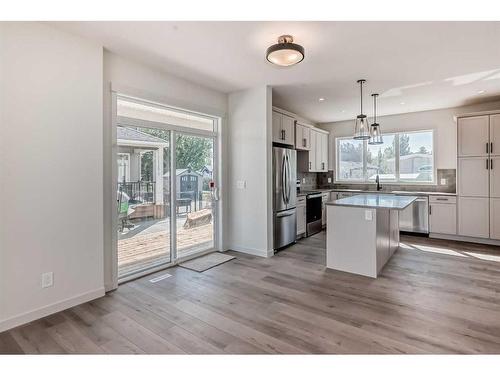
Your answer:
118,181 -> 156,204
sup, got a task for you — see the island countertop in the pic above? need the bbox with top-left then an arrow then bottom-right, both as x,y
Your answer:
326,193 -> 417,210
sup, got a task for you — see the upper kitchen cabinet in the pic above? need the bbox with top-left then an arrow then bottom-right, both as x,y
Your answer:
457,115 -> 489,156
295,122 -> 311,150
272,109 -> 295,146
299,128 -> 329,172
490,114 -> 500,156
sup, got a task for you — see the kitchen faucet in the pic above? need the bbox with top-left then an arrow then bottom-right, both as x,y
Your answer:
375,174 -> 382,191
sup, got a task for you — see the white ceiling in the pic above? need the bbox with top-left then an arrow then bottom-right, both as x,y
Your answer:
53,21 -> 500,123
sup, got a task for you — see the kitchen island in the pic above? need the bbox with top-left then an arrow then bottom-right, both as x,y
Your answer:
326,194 -> 417,278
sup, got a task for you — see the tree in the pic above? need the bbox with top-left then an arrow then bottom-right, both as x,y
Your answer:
133,127 -> 212,176
175,135 -> 212,171
399,134 -> 411,156
418,146 -> 428,154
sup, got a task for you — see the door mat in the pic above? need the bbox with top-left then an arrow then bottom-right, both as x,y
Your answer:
179,252 -> 235,272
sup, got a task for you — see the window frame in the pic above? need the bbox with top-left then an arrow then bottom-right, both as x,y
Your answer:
335,129 -> 436,185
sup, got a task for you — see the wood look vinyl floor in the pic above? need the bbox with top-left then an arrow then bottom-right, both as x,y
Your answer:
2,232 -> 500,354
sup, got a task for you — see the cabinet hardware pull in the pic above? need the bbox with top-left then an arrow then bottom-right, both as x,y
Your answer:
429,205 -> 432,215
486,159 -> 489,169
309,161 -> 311,170
487,142 -> 489,154
491,159 -> 494,170
491,142 -> 494,153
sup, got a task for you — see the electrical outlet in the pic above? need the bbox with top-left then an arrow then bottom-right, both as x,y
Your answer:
236,180 -> 246,189
41,272 -> 53,288
440,178 -> 447,185
328,177 -> 332,183
302,178 -> 306,183
364,210 -> 373,221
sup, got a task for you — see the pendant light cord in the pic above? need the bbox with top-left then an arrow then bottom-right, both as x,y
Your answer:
374,95 -> 377,123
360,81 -> 363,115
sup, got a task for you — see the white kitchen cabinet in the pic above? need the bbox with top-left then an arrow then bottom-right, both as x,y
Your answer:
490,114 -> 500,156
272,110 -> 295,146
458,115 -> 489,157
308,129 -> 317,171
281,114 -> 295,145
296,196 -> 306,236
315,131 -> 322,172
429,197 -> 457,235
295,123 -> 311,150
320,131 -> 328,171
272,111 -> 282,142
458,157 -> 489,197
307,129 -> 329,172
458,197 -> 490,238
490,198 -> 500,240
490,156 -> 500,198
321,192 -> 328,226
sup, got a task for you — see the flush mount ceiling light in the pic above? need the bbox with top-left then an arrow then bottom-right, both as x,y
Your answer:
266,35 -> 305,67
369,93 -> 383,145
353,79 -> 371,140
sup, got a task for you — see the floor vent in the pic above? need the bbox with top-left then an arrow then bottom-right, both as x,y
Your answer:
149,273 -> 172,283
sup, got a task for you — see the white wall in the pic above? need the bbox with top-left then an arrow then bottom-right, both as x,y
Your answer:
103,51 -> 228,289
319,100 -> 500,173
0,23 -> 104,331
227,86 -> 273,257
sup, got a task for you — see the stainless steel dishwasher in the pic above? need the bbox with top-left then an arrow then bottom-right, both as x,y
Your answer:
398,196 -> 429,234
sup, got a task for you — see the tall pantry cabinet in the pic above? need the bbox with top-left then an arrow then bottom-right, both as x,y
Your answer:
457,113 -> 500,239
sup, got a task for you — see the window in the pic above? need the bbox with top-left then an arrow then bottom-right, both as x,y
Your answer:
336,130 -> 434,184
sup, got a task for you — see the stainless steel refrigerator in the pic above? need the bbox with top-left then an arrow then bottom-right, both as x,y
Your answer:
273,146 -> 297,250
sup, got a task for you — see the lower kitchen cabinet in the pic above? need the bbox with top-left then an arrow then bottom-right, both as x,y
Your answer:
490,198 -> 500,240
321,192 -> 328,226
458,197 -> 490,238
296,196 -> 306,236
429,202 -> 457,235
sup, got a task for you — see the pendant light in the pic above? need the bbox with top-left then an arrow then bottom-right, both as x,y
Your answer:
266,35 -> 305,67
353,79 -> 371,140
368,93 -> 383,145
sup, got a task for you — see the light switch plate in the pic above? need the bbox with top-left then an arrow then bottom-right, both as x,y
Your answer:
440,178 -> 447,185
364,210 -> 373,221
328,177 -> 332,183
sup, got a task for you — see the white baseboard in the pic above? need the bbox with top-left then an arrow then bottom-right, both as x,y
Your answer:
0,287 -> 105,333
430,233 -> 500,246
229,245 -> 273,258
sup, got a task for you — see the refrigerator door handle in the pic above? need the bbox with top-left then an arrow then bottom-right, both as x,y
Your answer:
281,154 -> 287,204
276,210 -> 294,218
286,153 -> 292,205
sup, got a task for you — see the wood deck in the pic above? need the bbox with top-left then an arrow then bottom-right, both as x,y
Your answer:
118,223 -> 213,277
2,232 -> 500,353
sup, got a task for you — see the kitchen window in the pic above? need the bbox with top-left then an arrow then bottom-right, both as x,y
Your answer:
336,130 -> 435,184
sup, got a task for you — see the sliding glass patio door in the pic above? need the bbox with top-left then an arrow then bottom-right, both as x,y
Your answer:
174,133 -> 215,259
115,96 -> 218,280
116,126 -> 172,278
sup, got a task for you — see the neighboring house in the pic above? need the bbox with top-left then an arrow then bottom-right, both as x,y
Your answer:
117,126 -> 168,210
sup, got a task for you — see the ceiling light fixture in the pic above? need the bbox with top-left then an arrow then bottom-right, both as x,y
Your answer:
369,94 -> 383,145
353,79 -> 371,140
319,97 -> 325,102
478,90 -> 486,94
266,35 -> 305,67
400,102 -> 405,105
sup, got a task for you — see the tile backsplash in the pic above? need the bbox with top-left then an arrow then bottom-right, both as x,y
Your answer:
297,172 -> 317,191
305,169 -> 456,193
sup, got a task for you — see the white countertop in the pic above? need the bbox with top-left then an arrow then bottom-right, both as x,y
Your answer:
326,193 -> 418,210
